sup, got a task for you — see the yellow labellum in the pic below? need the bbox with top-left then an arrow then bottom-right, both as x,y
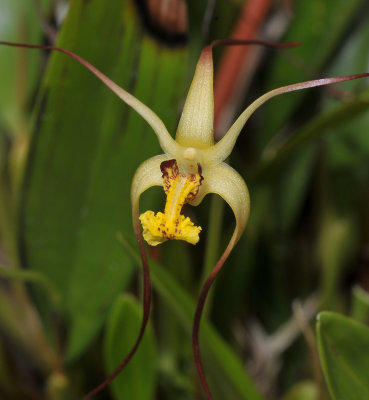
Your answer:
139,160 -> 202,246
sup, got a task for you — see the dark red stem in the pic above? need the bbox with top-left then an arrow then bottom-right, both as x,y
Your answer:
83,233 -> 151,399
192,240 -> 235,400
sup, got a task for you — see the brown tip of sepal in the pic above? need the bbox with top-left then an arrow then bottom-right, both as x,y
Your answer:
199,45 -> 213,68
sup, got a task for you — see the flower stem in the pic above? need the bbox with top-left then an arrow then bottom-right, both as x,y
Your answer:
193,236 -> 236,400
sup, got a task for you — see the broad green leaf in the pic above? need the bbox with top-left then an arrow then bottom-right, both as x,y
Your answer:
17,0 -> 187,361
317,311 -> 369,400
104,294 -> 156,400
121,237 -> 264,400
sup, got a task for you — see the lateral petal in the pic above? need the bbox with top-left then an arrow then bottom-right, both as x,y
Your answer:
131,154 -> 171,234
191,162 -> 250,245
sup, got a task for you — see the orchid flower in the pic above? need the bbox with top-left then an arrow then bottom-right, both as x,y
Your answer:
1,40 -> 368,400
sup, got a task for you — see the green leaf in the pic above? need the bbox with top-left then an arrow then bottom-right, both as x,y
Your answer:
103,294 -> 156,400
17,0 -> 187,361
317,311 -> 369,400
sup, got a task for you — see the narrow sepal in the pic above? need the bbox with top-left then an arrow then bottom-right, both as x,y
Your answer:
207,73 -> 369,164
0,41 -> 179,155
191,162 -> 250,245
131,154 -> 172,226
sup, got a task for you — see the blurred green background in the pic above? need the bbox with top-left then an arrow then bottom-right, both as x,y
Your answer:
0,0 -> 369,399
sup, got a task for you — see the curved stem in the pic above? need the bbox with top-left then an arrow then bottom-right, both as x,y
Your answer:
84,229 -> 151,399
192,233 -> 236,399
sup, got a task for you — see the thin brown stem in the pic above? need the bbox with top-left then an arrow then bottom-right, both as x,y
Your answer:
192,235 -> 236,399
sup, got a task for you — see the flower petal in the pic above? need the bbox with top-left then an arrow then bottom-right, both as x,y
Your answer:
131,154 -> 171,233
0,41 -> 179,155
191,162 -> 250,245
175,46 -> 214,149
206,73 -> 369,165
191,162 -> 251,400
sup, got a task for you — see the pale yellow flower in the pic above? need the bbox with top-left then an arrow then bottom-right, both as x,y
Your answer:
130,44 -> 368,258
131,46 -> 250,251
2,39 -> 367,400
